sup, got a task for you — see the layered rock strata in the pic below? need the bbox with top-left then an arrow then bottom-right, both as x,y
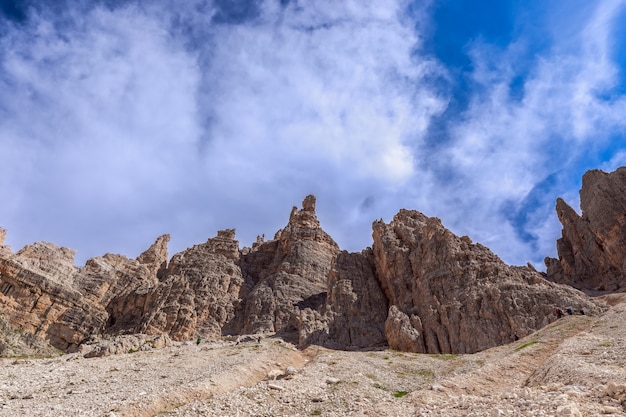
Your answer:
237,195 -> 340,338
0,187 -> 610,354
372,210 -> 599,353
546,168 -> 626,292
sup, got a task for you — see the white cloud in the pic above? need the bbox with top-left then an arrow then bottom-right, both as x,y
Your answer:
2,0 -> 625,270
0,0 -> 447,262
434,0 -> 626,266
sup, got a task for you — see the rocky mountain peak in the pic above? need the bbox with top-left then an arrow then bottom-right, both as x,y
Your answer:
546,167 -> 626,292
136,234 -> 170,278
0,173 -> 617,355
288,194 -> 320,229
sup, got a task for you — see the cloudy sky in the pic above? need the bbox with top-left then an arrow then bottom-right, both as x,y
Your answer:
1,0 -> 626,268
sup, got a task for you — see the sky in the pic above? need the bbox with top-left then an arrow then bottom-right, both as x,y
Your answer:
1,0 -> 626,268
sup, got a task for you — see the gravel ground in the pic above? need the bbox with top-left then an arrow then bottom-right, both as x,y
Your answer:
1,298 -> 625,417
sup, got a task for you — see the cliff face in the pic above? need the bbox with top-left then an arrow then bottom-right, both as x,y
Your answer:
0,184 -> 611,354
372,210 -> 599,353
546,168 -> 626,292
237,195 -> 340,338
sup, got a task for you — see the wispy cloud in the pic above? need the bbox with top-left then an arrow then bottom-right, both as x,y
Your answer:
431,0 -> 626,265
1,0 -> 626,268
0,0 -> 447,261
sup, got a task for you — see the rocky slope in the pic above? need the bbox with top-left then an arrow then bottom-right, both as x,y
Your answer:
1,297 -> 625,417
546,167 -> 626,292
0,172 -> 615,354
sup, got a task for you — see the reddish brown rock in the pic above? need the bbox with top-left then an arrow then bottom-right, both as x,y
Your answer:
301,249 -> 387,349
372,209 -> 601,354
136,234 -> 170,278
238,195 -> 340,339
0,242 -> 107,351
113,229 -> 245,341
0,188 -> 612,355
546,168 -> 626,292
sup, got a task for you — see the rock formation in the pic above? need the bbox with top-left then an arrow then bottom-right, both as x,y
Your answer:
0,181 -> 614,355
546,167 -> 626,292
238,195 -> 340,338
0,241 -> 108,351
299,249 -> 388,349
120,229 -> 245,340
371,210 -> 600,353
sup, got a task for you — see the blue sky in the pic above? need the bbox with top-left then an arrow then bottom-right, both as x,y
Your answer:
1,0 -> 626,268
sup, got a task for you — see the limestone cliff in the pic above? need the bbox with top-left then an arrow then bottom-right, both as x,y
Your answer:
546,168 -> 626,292
0,241 -> 107,351
371,209 -> 600,353
238,195 -> 340,338
0,180 -> 614,355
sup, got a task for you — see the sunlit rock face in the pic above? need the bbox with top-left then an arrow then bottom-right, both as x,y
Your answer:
371,209 -> 601,354
0,171 -> 616,354
237,195 -> 340,338
546,167 -> 626,293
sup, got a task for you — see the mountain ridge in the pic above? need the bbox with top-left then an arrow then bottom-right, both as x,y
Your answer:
2,168 -> 625,355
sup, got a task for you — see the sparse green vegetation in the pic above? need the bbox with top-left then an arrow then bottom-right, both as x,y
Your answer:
393,390 -> 409,398
416,369 -> 435,380
310,408 -> 322,416
431,353 -> 459,360
515,341 -> 538,351
598,340 -> 614,347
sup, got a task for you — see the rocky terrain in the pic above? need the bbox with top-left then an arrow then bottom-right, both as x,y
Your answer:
0,167 -> 626,415
0,294 -> 624,416
0,191 -> 605,355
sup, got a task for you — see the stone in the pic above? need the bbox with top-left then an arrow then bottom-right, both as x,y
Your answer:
237,195 -> 340,340
0,186 -> 610,355
605,381 -> 626,399
372,209 -> 602,353
267,369 -> 284,380
126,230 -> 245,341
601,406 -> 623,414
136,234 -> 170,278
546,167 -> 626,292
308,249 -> 388,349
556,403 -> 582,417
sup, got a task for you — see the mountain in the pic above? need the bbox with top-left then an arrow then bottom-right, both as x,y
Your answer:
2,168 -> 623,355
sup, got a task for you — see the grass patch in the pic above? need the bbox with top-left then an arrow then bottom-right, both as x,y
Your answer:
393,391 -> 409,398
431,353 -> 459,360
598,340 -> 614,347
515,341 -> 538,351
310,409 -> 322,416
